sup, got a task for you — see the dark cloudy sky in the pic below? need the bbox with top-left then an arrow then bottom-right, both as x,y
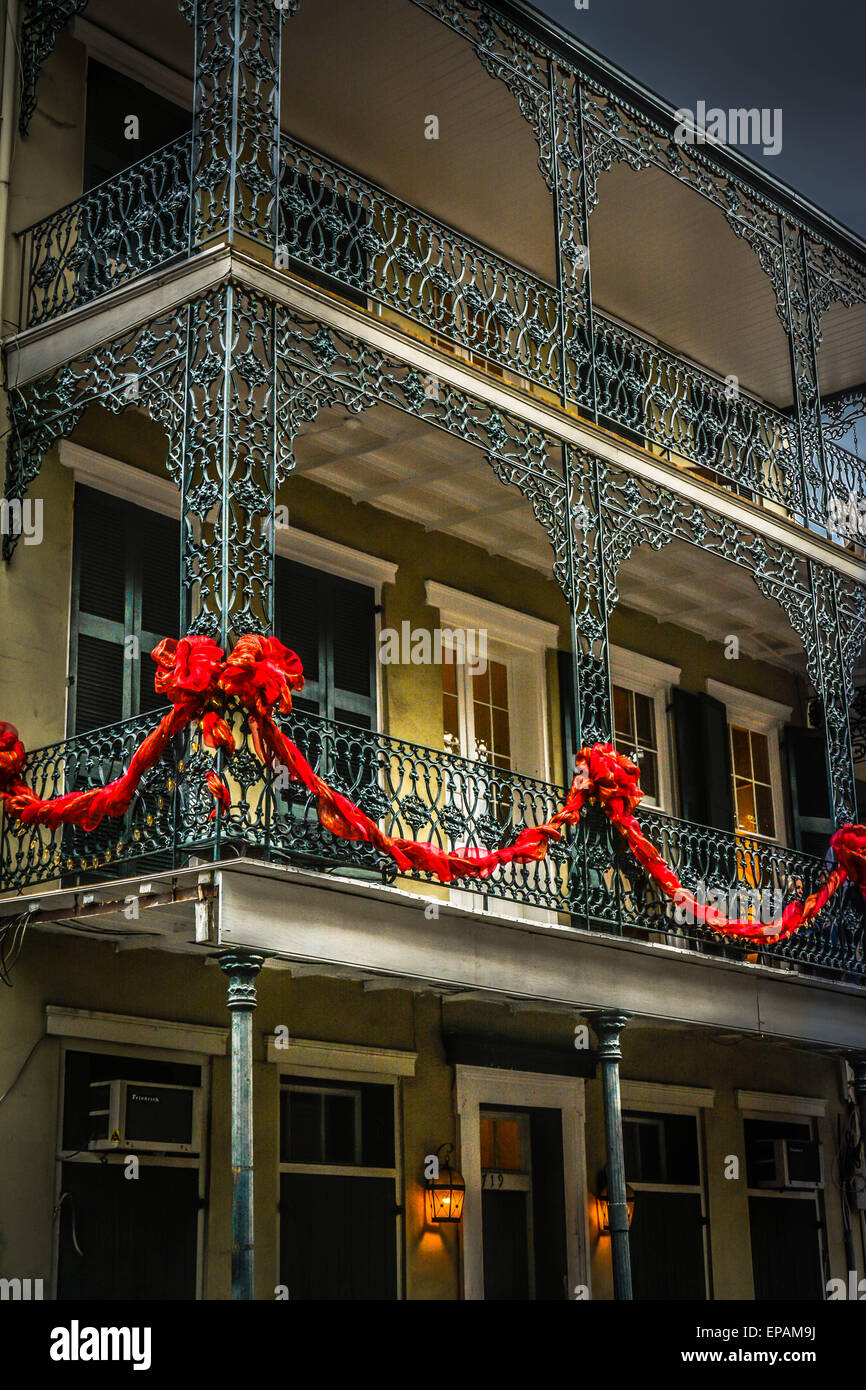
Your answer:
534,0 -> 866,241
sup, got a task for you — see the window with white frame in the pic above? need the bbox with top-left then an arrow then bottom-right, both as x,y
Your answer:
427,582 -> 558,784
706,680 -> 791,842
609,647 -> 680,811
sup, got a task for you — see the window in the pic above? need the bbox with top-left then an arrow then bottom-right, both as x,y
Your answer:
442,655 -> 512,771
613,684 -> 659,801
743,1115 -> 824,1301
706,681 -> 791,843
481,1112 -> 528,1173
428,583 -> 557,785
278,1076 -> 399,1299
622,1108 -> 708,1300
730,725 -> 776,838
58,1047 -> 203,1300
608,647 -> 680,811
282,1085 -> 362,1166
70,486 -> 181,733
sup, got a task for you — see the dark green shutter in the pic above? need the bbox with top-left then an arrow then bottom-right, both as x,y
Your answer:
557,648 -> 578,783
71,486 -> 181,734
672,688 -> 735,832
702,693 -> 736,833
275,556 -> 376,729
785,726 -> 832,856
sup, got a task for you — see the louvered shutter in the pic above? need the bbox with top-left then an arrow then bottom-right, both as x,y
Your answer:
557,649 -> 578,784
275,557 -> 376,729
71,487 -> 180,733
785,726 -> 832,856
275,556 -> 323,717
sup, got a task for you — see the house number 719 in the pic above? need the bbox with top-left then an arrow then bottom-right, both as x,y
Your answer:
481,1172 -> 505,1188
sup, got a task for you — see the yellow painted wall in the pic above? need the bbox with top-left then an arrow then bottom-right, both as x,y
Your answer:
0,450 -> 73,747
5,32 -> 87,333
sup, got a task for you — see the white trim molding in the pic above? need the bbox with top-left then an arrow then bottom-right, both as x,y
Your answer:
610,646 -> 681,693
59,441 -> 178,517
45,1005 -> 228,1055
425,581 -> 559,652
621,1080 -> 715,1111
454,1064 -> 589,1301
706,680 -> 792,732
279,530 -> 397,593
265,1036 -> 417,1077
735,1089 -> 826,1118
71,17 -> 195,110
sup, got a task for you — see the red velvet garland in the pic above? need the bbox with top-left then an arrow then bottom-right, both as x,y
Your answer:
1,634 -> 865,946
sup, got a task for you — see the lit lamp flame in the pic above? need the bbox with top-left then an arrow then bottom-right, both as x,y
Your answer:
427,1143 -> 465,1223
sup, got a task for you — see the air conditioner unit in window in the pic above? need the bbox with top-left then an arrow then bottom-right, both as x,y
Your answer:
753,1138 -> 824,1190
88,1080 -> 202,1154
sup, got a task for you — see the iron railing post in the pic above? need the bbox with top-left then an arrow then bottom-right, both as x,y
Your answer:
588,1009 -> 633,1300
220,949 -> 265,1301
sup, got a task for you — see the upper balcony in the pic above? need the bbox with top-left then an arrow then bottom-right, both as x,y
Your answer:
8,0 -> 866,555
1,387 -> 864,988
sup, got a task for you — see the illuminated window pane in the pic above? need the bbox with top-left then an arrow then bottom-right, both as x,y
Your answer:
494,1119 -> 522,1171
480,1115 -> 496,1169
730,725 -> 776,839
490,660 -> 508,708
731,725 -> 751,777
736,782 -> 757,833
751,731 -> 771,784
613,684 -> 632,740
755,782 -> 775,838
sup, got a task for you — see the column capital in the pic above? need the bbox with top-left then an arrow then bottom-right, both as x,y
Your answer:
219,950 -> 265,1010
586,1010 -> 630,1060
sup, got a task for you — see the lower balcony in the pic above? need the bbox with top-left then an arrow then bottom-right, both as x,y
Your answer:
2,707 -> 862,986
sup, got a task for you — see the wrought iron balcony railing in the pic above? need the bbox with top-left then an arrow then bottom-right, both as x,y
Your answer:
15,129 -> 866,546
18,134 -> 192,329
1,708 -> 862,985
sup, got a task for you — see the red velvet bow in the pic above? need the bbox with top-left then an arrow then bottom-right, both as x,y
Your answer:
152,636 -> 224,710
219,635 -> 305,715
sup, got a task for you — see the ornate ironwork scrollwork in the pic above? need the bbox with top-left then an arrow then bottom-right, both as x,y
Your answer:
19,0 -> 89,137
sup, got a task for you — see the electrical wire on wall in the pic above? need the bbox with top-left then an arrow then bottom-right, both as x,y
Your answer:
53,1191 -> 84,1257
0,908 -> 31,985
0,1030 -> 46,1107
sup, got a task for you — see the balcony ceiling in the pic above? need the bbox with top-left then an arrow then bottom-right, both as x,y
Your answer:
292,401 -> 560,576
293,403 -> 812,675
80,0 -> 866,403
616,537 -> 808,675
